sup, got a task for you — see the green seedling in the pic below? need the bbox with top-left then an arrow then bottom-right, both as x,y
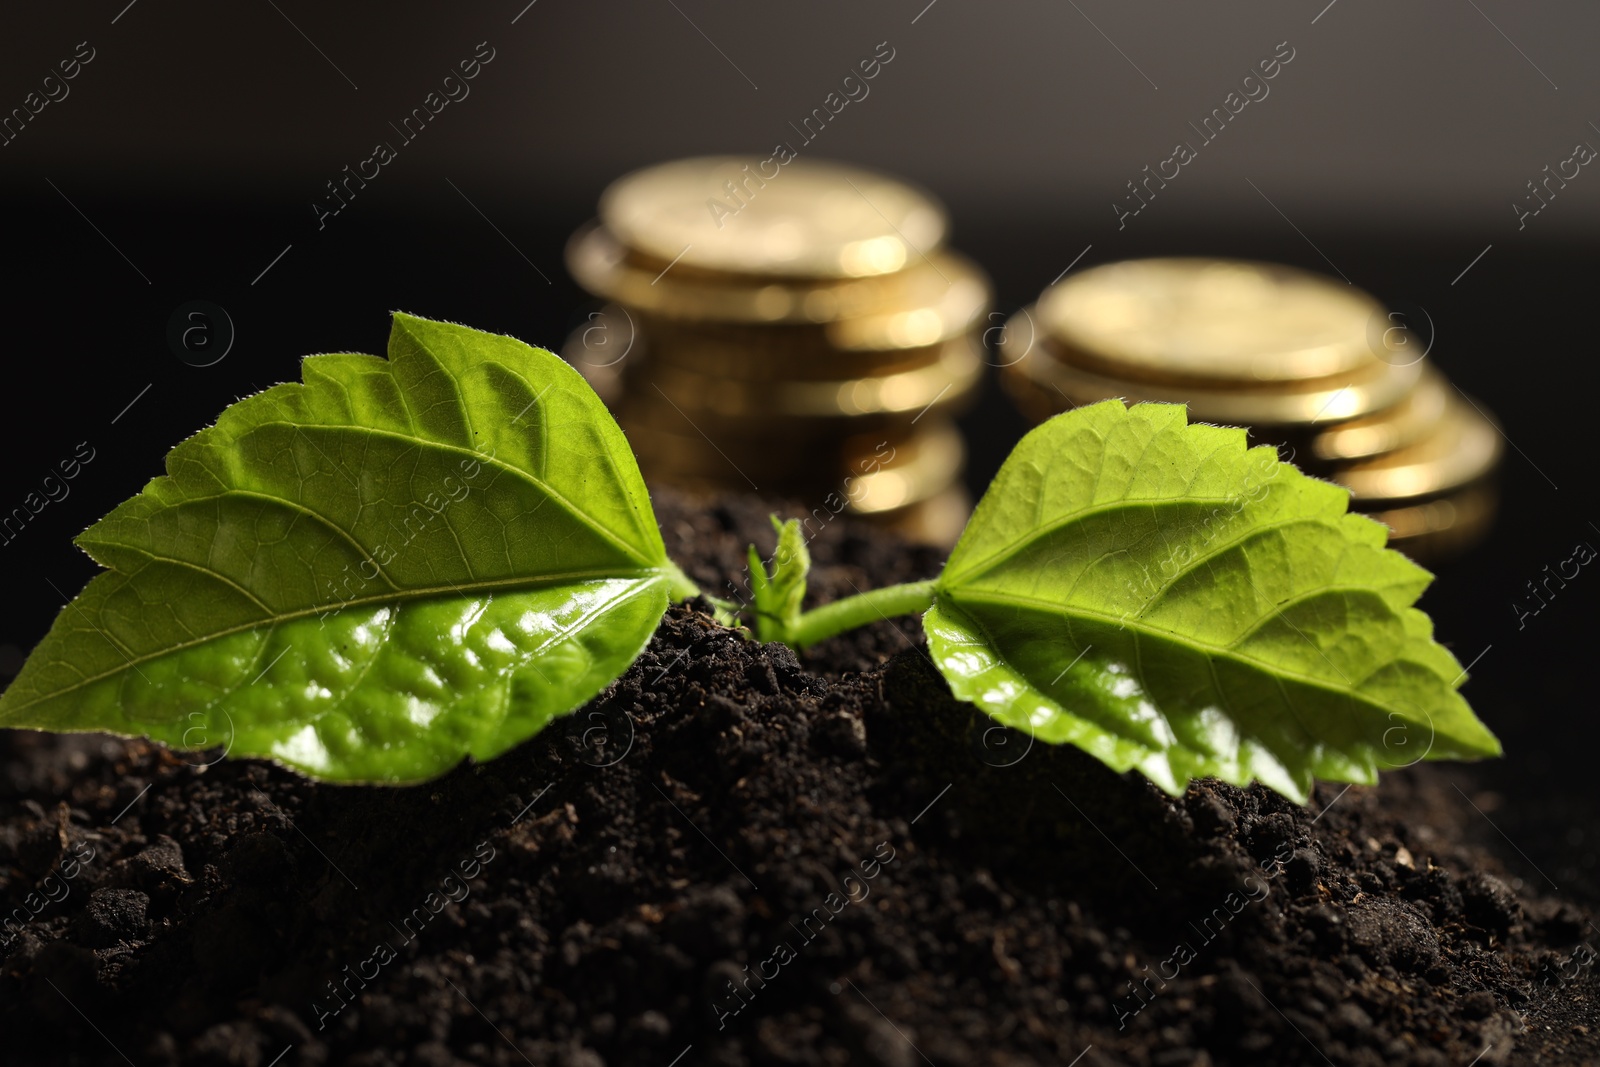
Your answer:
0,315 -> 1499,800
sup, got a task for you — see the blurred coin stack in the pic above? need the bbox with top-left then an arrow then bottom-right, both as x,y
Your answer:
564,156 -> 989,546
999,258 -> 1502,560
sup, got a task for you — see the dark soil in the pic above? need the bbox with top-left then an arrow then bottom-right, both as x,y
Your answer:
0,490 -> 1595,1067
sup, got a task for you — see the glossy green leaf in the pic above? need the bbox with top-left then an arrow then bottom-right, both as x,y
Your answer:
0,313 -> 694,782
926,400 -> 1500,803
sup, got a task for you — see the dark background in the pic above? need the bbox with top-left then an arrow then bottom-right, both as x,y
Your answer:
0,1 -> 1595,905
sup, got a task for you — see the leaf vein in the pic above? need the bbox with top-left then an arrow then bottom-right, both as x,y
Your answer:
949,493 -> 1243,587
946,587 -> 1441,717
263,421 -> 652,567
4,570 -> 666,712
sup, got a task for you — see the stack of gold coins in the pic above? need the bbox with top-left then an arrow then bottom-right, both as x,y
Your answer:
563,156 -> 989,546
998,258 -> 1501,560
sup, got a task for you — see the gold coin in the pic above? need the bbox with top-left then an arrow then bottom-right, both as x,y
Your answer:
1363,480 -> 1498,562
998,363 -> 1061,427
838,420 -> 964,516
568,223 -> 984,328
1333,394 -> 1502,502
1036,258 -> 1395,385
629,264 -> 989,382
870,483 -> 971,548
559,302 -> 981,404
560,304 -> 638,404
828,259 -> 988,350
628,333 -> 982,427
598,156 -> 947,280
618,395 -> 866,455
1001,316 -> 1422,427
1305,363 -> 1449,463
638,317 -> 944,382
618,407 -> 922,471
617,417 -> 963,512
618,417 -> 817,487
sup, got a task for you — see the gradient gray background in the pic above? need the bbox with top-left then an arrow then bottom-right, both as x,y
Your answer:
3,0 -> 1595,241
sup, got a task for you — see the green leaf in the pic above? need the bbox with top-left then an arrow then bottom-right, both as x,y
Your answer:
0,313 -> 690,783
748,516 -> 811,643
926,399 -> 1500,803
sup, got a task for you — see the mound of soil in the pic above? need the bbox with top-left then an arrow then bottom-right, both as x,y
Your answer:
0,491 -> 1595,1066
